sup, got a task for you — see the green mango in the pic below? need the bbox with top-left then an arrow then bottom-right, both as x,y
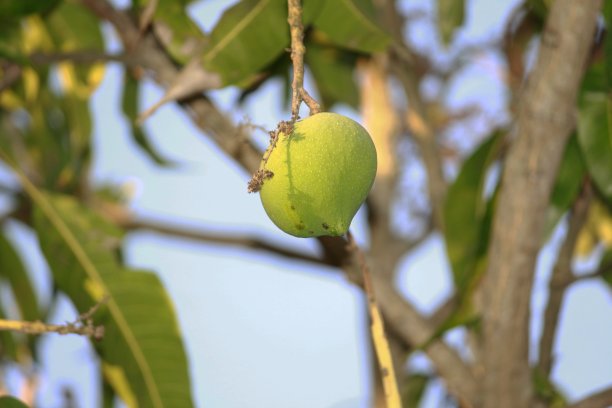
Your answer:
260,112 -> 377,237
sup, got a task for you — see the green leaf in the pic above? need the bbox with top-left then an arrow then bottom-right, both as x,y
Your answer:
122,71 -> 175,166
0,232 -> 41,322
444,133 -> 501,290
0,396 -> 29,408
136,0 -> 206,63
577,92 -> 612,202
437,0 -> 465,46
313,0 -> 390,53
31,192 -> 193,408
202,0 -> 289,85
305,41 -> 359,109
0,304 -> 18,361
45,0 -> 106,96
401,373 -> 429,408
599,250 -> 612,289
0,0 -> 61,20
546,135 -> 586,233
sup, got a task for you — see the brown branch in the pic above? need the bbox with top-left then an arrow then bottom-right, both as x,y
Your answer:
566,386 -> 612,408
479,1 -> 602,407
537,181 -> 592,377
0,297 -> 107,340
287,0 -> 320,119
118,216 -> 326,266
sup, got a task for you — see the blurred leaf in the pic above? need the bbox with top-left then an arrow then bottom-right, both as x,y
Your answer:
437,0 -> 464,46
600,250 -> 612,289
581,61 -> 609,93
603,3 -> 612,89
546,135 -> 586,234
0,232 -> 40,321
305,41 -> 359,109
0,396 -> 29,408
202,0 -> 289,85
577,92 -> 612,202
45,0 -> 105,97
30,191 -> 193,408
401,373 -> 429,408
122,71 -> 175,166
444,133 -> 502,290
0,0 -> 61,20
135,0 -> 206,63
533,368 -> 567,408
313,0 -> 390,53
0,304 -> 18,361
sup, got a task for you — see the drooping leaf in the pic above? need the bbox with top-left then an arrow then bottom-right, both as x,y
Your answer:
29,190 -> 193,408
401,373 -> 429,408
134,0 -> 206,63
437,0 -> 465,46
0,396 -> 29,408
0,0 -> 61,20
122,70 -> 175,166
201,0 -> 289,85
577,92 -> 612,203
444,133 -> 502,290
45,0 -> 105,97
0,232 -> 40,322
546,135 -> 586,234
313,0 -> 390,53
305,41 -> 359,109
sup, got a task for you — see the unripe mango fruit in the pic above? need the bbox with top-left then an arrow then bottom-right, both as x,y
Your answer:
260,112 -> 377,237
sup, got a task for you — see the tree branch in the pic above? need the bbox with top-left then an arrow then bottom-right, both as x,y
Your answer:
566,386 -> 612,408
287,0 -> 320,119
119,216 -> 326,266
479,1 -> 602,407
537,181 -> 592,377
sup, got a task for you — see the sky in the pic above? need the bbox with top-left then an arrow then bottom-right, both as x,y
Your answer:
2,0 -> 611,407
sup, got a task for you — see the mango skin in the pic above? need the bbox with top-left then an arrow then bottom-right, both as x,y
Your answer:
260,112 -> 377,238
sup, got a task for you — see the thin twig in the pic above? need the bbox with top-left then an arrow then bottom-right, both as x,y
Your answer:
537,181 -> 592,377
0,296 -> 108,340
347,231 -> 401,408
288,0 -> 320,119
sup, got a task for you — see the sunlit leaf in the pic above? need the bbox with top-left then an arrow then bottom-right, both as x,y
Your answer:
577,92 -> 612,202
305,41 -> 359,109
29,191 -> 193,408
202,0 -> 288,85
135,0 -> 206,63
122,70 -> 175,166
313,0 -> 390,53
45,0 -> 105,97
0,232 -> 40,321
437,0 -> 465,46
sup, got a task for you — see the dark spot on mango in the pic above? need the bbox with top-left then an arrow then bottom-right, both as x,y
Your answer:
290,205 -> 296,210
295,222 -> 305,230
322,223 -> 329,230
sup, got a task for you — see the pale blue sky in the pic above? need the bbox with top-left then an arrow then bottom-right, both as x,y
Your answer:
3,1 -> 611,407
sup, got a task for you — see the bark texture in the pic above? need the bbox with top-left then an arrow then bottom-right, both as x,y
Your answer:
480,1 -> 602,407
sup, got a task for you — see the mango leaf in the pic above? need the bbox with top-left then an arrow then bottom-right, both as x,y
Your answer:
45,0 -> 105,97
0,232 -> 40,321
313,0 -> 390,53
437,0 -> 465,46
401,373 -> 429,408
0,0 -> 61,20
0,396 -> 29,408
577,92 -> 612,203
29,191 -> 193,408
122,70 -> 175,166
305,41 -> 359,109
546,135 -> 586,234
444,133 -> 501,290
599,250 -> 612,290
0,304 -> 18,361
201,0 -> 289,85
135,0 -> 206,63
603,1 -> 612,89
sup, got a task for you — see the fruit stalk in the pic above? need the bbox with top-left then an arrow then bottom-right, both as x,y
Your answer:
287,0 -> 320,120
